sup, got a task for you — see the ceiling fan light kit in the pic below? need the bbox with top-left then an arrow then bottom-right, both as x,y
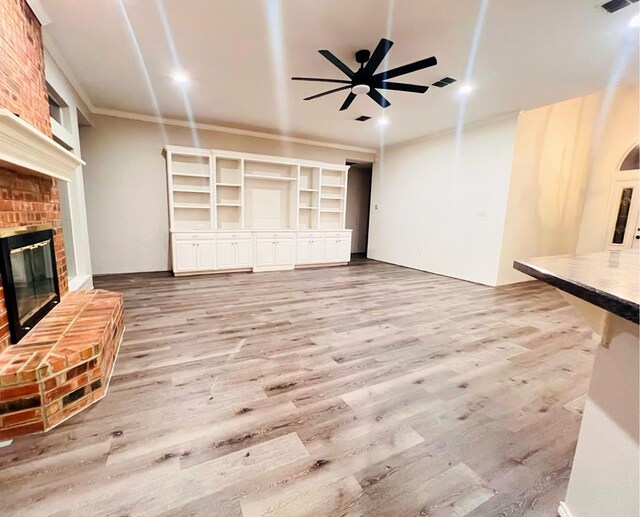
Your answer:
292,38 -> 440,112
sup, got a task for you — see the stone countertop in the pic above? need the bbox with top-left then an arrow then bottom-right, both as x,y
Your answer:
514,250 -> 639,324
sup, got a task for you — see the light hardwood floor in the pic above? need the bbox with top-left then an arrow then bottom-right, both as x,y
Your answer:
0,259 -> 596,516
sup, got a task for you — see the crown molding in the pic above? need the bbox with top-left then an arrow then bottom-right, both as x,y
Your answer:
92,108 -> 377,155
0,109 -> 85,182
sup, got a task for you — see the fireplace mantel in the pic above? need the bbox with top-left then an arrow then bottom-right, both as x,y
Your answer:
0,108 -> 84,182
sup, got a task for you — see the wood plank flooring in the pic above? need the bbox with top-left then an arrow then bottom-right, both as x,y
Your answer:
0,259 -> 596,516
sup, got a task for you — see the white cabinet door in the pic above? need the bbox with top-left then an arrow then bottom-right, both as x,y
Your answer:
310,239 -> 325,263
324,238 -> 340,262
174,241 -> 197,272
255,239 -> 276,267
216,240 -> 236,269
275,239 -> 294,265
235,239 -> 253,268
196,240 -> 216,270
337,237 -> 351,262
296,239 -> 312,264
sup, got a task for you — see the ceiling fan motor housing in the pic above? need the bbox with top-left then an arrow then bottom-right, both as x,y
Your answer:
355,49 -> 371,65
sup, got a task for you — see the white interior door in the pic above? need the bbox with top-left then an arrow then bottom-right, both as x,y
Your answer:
605,178 -> 640,250
632,212 -> 640,250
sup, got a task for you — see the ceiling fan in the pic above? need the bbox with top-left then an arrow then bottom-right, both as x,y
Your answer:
292,38 -> 438,111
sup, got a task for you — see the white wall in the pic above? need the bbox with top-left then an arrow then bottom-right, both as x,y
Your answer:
43,48 -> 94,291
346,165 -> 372,254
576,86 -> 639,254
80,114 -> 375,274
367,115 -> 519,286
496,94 -> 602,285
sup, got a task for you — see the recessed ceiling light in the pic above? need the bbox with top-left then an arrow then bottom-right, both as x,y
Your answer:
459,83 -> 474,95
172,70 -> 190,85
629,14 -> 640,28
377,117 -> 389,126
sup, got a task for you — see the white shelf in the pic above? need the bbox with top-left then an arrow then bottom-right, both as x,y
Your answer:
245,174 -> 296,182
300,188 -> 319,192
217,182 -> 242,187
172,172 -> 210,178
173,187 -> 210,193
320,209 -> 344,213
299,206 -> 318,210
321,184 -> 345,188
217,202 -> 241,207
174,203 -> 211,210
321,195 -> 344,200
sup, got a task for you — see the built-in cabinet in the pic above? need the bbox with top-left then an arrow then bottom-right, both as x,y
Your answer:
165,146 -> 352,275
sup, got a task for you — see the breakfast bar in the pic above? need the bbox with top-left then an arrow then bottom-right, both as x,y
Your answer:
515,250 -> 639,517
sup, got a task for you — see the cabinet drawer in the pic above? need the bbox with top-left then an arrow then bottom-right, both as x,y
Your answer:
297,231 -> 324,239
255,232 -> 294,240
324,231 -> 351,239
218,233 -> 252,241
173,232 -> 213,241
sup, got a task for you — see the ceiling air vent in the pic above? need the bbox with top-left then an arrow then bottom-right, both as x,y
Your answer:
432,77 -> 457,88
601,0 -> 637,14
355,115 -> 371,122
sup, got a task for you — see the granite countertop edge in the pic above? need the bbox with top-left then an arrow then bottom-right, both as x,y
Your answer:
513,259 -> 639,325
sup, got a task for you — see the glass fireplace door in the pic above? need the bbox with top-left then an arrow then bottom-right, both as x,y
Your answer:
0,227 -> 60,343
10,239 -> 56,325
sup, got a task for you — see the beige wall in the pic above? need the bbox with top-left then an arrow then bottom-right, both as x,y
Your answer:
497,93 -> 602,285
80,114 -> 375,274
346,165 -> 372,254
497,86 -> 639,285
576,86 -> 640,254
367,115 -> 519,286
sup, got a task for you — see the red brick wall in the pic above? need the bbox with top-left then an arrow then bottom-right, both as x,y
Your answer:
0,0 -> 67,350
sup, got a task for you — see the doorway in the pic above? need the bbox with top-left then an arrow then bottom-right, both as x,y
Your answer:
604,145 -> 639,250
345,162 -> 373,257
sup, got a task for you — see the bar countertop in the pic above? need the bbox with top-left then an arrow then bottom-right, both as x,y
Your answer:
514,250 -> 639,324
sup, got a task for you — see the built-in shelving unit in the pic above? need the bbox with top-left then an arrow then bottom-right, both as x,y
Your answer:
165,147 -> 349,232
166,151 -> 213,230
164,146 -> 352,276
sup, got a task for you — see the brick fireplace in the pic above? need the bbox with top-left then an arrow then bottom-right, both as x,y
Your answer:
0,0 -> 124,440
0,0 -> 67,352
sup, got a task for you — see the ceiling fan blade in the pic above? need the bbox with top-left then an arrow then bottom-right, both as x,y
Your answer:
339,92 -> 357,111
304,85 -> 351,101
373,56 -> 438,82
363,38 -> 394,76
319,50 -> 356,79
367,89 -> 391,108
291,77 -> 352,84
374,82 -> 429,93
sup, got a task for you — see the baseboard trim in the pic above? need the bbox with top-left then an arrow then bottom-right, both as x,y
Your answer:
558,501 -> 574,517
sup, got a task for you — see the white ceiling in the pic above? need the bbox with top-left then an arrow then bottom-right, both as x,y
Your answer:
41,0 -> 639,148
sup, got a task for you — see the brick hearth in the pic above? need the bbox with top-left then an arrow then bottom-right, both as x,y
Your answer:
0,290 -> 124,439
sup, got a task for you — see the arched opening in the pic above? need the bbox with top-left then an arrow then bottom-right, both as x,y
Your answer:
605,144 -> 640,249
620,145 -> 639,172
